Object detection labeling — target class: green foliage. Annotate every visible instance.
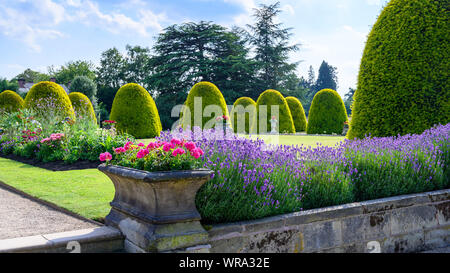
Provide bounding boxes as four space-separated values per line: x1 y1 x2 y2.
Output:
24 81 75 122
349 0 450 139
306 89 347 135
253 89 295 134
285 96 307 132
110 83 162 138
68 92 97 123
70 76 97 101
230 97 256 134
13 68 49 83
0 90 24 113
146 22 256 129
0 78 18 93
181 82 229 129
48 60 96 84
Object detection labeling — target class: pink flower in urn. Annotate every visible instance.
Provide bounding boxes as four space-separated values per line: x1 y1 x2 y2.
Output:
136 149 149 159
184 141 196 151
99 152 112 162
172 148 185 157
163 143 174 152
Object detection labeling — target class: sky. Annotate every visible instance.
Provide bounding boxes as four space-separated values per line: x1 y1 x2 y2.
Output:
0 0 389 97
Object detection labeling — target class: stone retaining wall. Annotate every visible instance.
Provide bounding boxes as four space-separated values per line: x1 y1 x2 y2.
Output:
207 189 449 253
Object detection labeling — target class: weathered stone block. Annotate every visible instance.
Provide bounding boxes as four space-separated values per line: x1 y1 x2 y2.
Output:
390 206 439 235
209 236 247 253
301 221 342 251
434 201 449 226
364 212 391 240
207 223 244 240
381 233 425 253
341 216 365 244
424 226 450 249
243 215 286 234
245 229 302 253
362 194 429 214
285 203 362 226
428 189 450 202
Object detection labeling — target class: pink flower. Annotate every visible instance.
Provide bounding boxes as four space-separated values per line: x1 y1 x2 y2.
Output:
190 147 204 159
163 143 173 152
136 149 149 159
138 142 145 147
114 147 126 154
184 141 196 151
40 138 50 143
124 141 134 150
147 142 157 150
99 152 112 162
172 148 185 157
170 138 182 146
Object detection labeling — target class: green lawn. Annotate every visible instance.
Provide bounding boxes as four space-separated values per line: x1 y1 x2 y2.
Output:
0 135 345 222
0 158 114 222
139 134 346 148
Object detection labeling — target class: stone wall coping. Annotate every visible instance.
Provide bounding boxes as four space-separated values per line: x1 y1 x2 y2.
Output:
98 164 213 182
208 189 450 240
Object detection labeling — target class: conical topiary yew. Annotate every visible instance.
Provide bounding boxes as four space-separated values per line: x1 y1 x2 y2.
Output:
0 90 24 113
69 92 97 124
306 89 348 135
285 96 307 132
231 97 257 134
110 83 162 138
348 0 450 139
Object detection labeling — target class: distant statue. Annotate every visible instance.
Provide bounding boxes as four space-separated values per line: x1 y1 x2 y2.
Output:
270 116 278 134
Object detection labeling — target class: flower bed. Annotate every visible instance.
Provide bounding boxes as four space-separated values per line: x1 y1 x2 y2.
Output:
155 124 449 223
0 109 133 166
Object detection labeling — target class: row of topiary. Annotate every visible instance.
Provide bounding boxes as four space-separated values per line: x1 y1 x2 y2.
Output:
1 80 349 138
0 82 97 124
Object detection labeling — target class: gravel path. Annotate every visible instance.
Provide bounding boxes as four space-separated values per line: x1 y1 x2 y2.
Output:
0 185 100 240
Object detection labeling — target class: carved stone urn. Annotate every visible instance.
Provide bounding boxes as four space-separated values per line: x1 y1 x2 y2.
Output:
98 164 213 253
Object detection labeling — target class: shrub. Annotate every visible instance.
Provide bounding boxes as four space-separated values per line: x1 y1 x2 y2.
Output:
70 76 97 101
68 92 97 123
230 97 256 134
109 83 162 138
24 81 75 121
285 96 307 132
306 89 347 135
348 0 450 139
253 89 295 134
181 82 229 129
0 90 24 113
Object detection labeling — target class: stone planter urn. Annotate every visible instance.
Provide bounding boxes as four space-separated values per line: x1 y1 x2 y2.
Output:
98 164 214 253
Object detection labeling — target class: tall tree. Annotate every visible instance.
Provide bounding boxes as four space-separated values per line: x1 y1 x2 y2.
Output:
123 45 152 88
247 1 299 93
97 48 125 90
13 69 49 83
315 60 338 92
146 21 255 129
48 60 96 84
344 87 355 115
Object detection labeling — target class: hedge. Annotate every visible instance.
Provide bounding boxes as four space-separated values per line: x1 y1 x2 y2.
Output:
181 82 229 129
253 89 295 134
24 81 75 121
306 89 348 135
231 97 257 134
0 90 24 113
348 0 450 139
68 92 97 123
285 96 307 132
109 83 162 138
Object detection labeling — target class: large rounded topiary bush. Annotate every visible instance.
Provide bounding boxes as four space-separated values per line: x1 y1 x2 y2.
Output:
68 92 97 123
348 0 450 139
285 96 307 132
110 83 162 138
306 89 348 135
0 90 24 113
24 81 75 121
181 82 229 129
253 89 295 134
230 97 256 134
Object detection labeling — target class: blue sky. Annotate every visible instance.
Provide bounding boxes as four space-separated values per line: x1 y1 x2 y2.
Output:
0 0 389 96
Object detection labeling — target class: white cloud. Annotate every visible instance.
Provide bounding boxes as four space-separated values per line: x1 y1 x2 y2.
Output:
0 0 167 51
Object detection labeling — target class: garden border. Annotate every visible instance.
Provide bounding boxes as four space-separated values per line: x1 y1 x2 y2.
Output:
207 189 450 253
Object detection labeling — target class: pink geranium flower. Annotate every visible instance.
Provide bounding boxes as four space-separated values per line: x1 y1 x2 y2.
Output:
99 152 112 162
184 141 196 151
163 143 174 152
172 148 185 157
136 149 149 159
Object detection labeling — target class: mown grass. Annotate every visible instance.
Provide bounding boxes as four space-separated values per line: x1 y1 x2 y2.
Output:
0 158 114 221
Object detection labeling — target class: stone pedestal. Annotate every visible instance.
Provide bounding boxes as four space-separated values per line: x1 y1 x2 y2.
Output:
98 164 213 253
